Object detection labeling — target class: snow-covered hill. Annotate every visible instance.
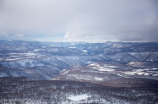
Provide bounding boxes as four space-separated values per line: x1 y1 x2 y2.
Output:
0 40 158 80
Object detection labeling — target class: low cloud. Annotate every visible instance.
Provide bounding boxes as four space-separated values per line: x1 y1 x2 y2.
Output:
0 0 158 42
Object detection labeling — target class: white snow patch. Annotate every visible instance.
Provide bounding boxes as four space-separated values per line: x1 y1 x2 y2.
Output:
94 77 104 81
61 70 70 75
82 50 88 52
137 72 144 75
68 94 89 101
98 68 115 72
103 64 118 68
89 63 98 66
124 72 137 75
144 73 150 76
5 58 21 61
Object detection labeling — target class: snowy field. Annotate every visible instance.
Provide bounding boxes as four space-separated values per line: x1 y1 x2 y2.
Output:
68 94 89 101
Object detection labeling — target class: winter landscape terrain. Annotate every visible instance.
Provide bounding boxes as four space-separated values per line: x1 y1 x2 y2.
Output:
0 40 158 104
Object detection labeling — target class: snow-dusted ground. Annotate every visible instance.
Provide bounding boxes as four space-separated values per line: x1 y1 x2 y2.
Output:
121 68 158 77
52 62 158 82
68 94 89 101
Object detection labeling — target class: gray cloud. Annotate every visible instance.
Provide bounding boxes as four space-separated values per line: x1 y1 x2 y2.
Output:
0 0 158 42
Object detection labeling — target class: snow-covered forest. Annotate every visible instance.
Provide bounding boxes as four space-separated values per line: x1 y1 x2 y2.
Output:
0 77 158 104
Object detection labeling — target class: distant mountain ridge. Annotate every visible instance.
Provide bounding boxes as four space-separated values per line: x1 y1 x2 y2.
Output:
0 40 158 81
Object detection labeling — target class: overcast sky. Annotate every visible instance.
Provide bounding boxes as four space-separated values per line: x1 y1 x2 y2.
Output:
0 0 158 42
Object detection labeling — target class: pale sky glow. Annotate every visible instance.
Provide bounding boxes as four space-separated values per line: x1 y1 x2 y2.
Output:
0 0 158 42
